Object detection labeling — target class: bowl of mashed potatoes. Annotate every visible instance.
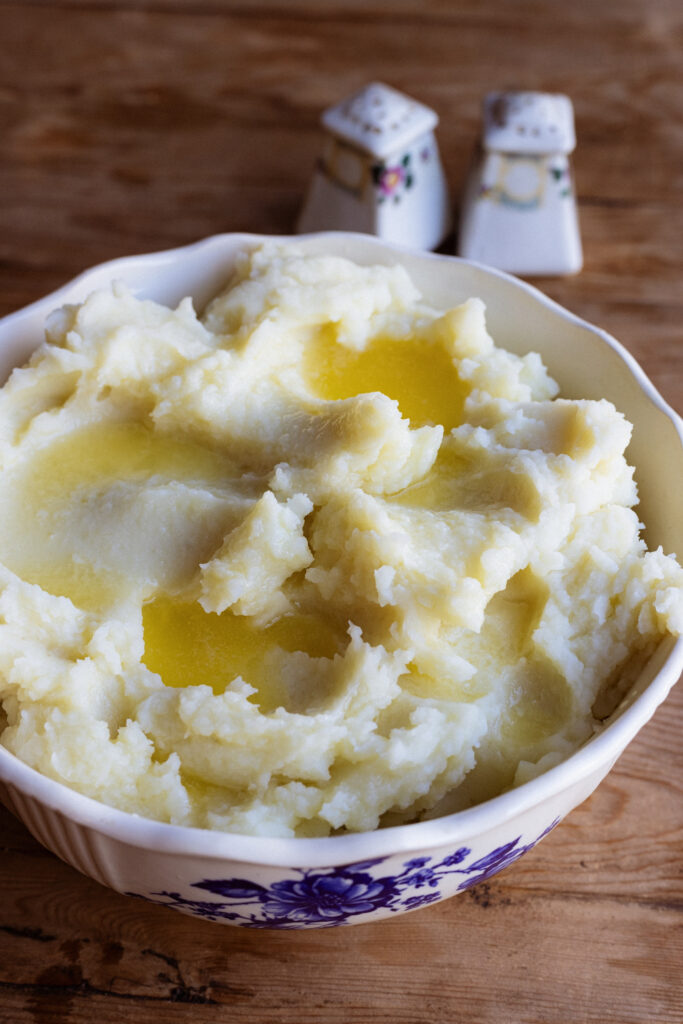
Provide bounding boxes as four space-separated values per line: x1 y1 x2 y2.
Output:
0 233 681 929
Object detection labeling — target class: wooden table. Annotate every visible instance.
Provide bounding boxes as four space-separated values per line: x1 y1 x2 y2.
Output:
0 1 681 1021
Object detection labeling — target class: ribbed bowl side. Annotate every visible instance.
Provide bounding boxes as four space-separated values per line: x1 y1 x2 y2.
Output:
0 779 113 887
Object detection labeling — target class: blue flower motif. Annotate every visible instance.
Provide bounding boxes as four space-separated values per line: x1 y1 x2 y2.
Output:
194 878 266 900
456 820 560 891
456 839 527 890
440 847 470 866
261 871 396 923
402 892 441 910
128 818 561 927
401 867 441 889
403 856 431 870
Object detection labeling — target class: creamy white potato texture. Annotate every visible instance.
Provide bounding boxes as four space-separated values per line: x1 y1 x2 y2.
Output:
1 245 682 836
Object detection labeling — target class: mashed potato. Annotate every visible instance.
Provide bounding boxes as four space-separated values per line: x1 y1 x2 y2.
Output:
0 244 681 836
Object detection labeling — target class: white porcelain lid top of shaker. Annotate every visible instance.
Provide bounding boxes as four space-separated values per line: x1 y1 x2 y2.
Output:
321 82 438 159
483 92 576 154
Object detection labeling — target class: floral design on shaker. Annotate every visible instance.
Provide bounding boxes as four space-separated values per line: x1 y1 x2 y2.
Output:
128 819 560 928
372 152 414 203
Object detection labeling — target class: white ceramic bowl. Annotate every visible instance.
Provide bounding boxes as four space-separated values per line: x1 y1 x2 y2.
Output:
0 233 681 929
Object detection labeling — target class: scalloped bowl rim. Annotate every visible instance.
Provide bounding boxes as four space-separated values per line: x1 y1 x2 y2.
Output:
0 231 681 868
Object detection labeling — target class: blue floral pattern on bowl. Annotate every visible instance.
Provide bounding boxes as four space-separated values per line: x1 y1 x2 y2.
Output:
127 818 560 928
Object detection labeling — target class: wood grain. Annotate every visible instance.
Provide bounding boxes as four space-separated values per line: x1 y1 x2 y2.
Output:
0 1 681 1021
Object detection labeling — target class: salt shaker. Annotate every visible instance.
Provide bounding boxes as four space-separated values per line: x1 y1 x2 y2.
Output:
297 82 452 251
457 91 582 275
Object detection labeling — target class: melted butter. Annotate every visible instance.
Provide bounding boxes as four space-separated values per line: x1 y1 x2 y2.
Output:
14 560 132 613
21 420 238 505
390 444 467 511
391 445 539 519
0 422 243 612
502 663 573 745
142 596 346 711
457 569 547 668
403 569 550 707
400 664 483 704
305 329 469 431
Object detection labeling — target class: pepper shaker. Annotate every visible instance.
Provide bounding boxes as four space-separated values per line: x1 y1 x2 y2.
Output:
457 91 582 275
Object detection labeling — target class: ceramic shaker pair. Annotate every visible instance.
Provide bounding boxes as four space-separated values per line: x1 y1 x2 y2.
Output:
297 83 582 276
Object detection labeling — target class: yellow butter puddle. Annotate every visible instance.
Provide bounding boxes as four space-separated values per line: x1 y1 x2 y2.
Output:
0 421 246 611
17 420 240 504
305 330 469 432
390 444 468 511
142 596 346 712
